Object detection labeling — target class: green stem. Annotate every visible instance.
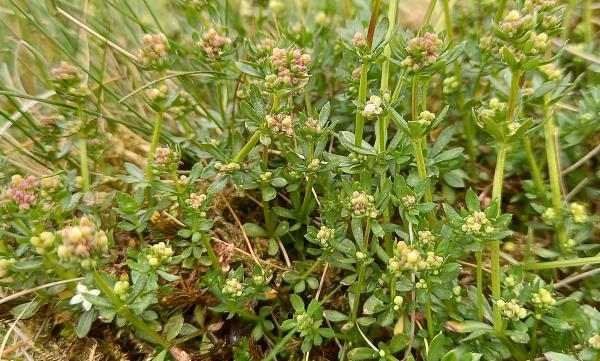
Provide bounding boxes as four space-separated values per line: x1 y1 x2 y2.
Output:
412 137 435 225
524 256 600 270
300 142 315 217
418 0 438 35
376 0 398 154
145 112 164 182
495 0 507 23
202 237 224 276
301 258 323 279
583 0 593 44
264 327 298 361
354 62 369 147
475 250 484 321
560 0 578 42
530 319 538 359
544 97 568 249
232 130 262 163
351 262 366 324
92 271 168 347
523 137 546 199
77 107 90 192
490 142 506 335
425 280 434 337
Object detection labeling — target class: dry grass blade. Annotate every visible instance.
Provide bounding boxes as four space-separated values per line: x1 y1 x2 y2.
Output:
0 278 83 305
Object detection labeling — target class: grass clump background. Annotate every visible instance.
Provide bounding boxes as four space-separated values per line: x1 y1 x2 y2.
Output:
0 0 599 360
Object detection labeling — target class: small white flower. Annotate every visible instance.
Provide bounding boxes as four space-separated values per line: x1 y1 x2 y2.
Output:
70 283 100 311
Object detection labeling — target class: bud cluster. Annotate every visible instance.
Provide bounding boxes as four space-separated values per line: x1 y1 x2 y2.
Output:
146 85 169 107
264 47 311 92
186 193 208 216
139 34 169 69
266 113 295 136
351 32 367 48
388 241 425 273
361 95 383 118
0 258 16 278
51 61 89 98
307 159 321 171
30 231 55 254
222 277 244 297
497 299 528 319
400 32 444 72
531 288 556 310
255 38 274 58
461 211 495 235
147 241 174 267
569 202 588 223
443 76 460 94
169 91 195 118
349 191 378 218
589 334 600 350
392 295 403 311
215 162 241 174
57 216 109 268
1 175 39 210
295 311 315 333
197 28 232 62
316 226 335 248
417 110 436 126
418 230 435 245
302 117 321 134
114 275 130 301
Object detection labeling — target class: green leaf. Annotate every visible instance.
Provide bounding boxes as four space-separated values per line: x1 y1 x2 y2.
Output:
274 221 289 237
243 223 267 237
544 352 578 361
428 332 446 361
465 188 480 212
338 131 377 155
235 61 263 77
152 349 168 361
157 270 181 282
290 294 305 312
164 313 184 341
10 300 41 319
76 310 95 337
347 347 379 360
323 310 348 322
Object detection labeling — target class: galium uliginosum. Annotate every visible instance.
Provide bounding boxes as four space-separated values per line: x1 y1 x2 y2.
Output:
1 1 599 361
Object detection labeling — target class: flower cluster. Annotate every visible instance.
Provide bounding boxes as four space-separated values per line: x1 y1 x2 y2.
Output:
0 258 16 278
266 113 295 136
499 10 534 38
569 202 588 223
417 110 435 126
351 32 367 47
169 91 195 118
51 61 89 98
138 34 169 69
531 288 556 310
70 283 100 311
255 38 274 58
400 32 444 71
186 193 207 211
295 311 315 333
30 231 55 254
392 295 403 311
307 159 321 171
461 211 494 235
497 299 528 320
361 95 383 118
222 277 244 298
146 85 169 107
113 275 130 301
0 175 39 210
264 47 311 92
443 76 460 94
424 251 444 273
478 97 506 119
147 242 174 267
418 230 435 245
154 147 172 167
349 191 378 218
316 226 335 247
197 28 232 62
302 117 321 134
214 162 241 174
401 195 416 209
388 241 425 273
539 63 562 80
57 216 109 268
589 334 600 350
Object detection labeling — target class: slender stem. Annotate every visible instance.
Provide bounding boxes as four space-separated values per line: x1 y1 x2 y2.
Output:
145 111 164 182
376 0 398 154
544 97 568 249
354 62 368 146
583 0 593 44
78 107 90 192
301 258 323 279
560 0 578 42
300 141 315 217
475 249 484 321
232 130 262 163
490 142 506 335
418 0 438 35
412 137 435 225
92 271 168 347
523 137 546 199
524 256 600 270
425 280 434 337
530 319 538 359
495 0 507 23
202 237 224 276
351 262 366 324
263 327 298 361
